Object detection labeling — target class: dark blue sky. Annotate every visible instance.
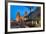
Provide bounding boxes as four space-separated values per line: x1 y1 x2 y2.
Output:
10 5 37 20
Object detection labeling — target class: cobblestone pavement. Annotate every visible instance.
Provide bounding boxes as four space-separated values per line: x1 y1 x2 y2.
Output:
11 21 41 28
